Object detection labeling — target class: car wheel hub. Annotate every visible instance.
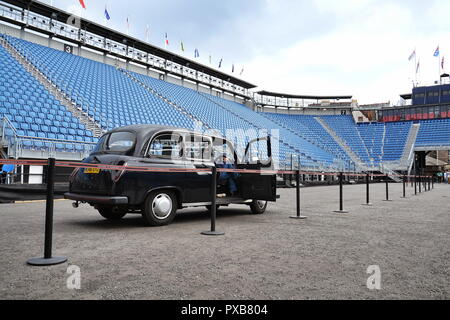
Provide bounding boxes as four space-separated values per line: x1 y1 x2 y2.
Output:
152 194 172 219
257 200 267 209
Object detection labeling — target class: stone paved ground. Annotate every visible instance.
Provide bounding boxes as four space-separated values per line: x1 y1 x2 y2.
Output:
0 183 448 299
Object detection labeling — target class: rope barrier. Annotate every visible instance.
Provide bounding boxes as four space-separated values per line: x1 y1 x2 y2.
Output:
0 159 435 179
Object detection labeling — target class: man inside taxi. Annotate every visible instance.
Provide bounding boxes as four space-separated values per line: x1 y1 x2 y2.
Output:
216 155 238 196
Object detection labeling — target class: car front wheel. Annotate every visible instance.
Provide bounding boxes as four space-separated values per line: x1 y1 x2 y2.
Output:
250 200 267 214
142 190 177 226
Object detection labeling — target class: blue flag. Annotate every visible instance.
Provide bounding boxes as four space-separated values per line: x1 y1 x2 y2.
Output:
218 58 223 68
194 48 200 58
104 7 110 20
434 46 440 57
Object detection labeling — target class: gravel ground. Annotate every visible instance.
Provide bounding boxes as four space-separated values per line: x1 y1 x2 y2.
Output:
0 182 449 300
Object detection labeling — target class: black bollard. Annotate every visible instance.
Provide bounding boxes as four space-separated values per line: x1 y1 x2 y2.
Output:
333 172 348 213
202 166 224 236
419 175 422 193
432 176 434 189
27 158 68 266
383 175 392 201
362 173 372 206
401 174 407 198
414 175 417 195
428 177 431 191
290 170 307 219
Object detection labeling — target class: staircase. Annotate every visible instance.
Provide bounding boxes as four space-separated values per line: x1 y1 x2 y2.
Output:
315 117 369 171
0 36 103 137
400 123 420 170
256 111 341 157
379 164 402 182
380 124 387 161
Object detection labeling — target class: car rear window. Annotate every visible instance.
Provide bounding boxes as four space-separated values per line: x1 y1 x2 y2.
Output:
93 132 136 154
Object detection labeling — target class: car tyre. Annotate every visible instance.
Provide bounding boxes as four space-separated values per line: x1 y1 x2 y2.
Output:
97 206 127 220
249 200 267 214
142 190 177 226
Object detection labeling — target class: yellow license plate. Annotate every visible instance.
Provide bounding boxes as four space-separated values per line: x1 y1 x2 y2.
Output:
84 168 100 174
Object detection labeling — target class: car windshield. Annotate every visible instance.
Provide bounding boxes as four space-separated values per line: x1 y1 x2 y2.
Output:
93 132 136 154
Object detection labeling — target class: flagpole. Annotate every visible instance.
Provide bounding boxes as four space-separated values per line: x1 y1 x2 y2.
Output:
414 52 417 86
439 54 441 84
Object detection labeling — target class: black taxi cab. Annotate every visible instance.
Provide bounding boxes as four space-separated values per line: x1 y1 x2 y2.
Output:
65 125 277 226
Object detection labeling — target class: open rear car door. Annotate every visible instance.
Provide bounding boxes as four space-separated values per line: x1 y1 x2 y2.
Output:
239 136 277 201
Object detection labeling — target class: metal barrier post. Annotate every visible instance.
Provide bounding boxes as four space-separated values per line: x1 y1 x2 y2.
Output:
414 175 417 195
290 170 307 220
27 158 68 266
401 174 407 198
432 176 434 189
383 175 392 201
428 177 431 191
201 166 224 236
362 173 372 206
333 172 348 213
418 175 422 193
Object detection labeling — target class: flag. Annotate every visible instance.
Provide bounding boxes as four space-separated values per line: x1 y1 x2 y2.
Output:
416 60 420 74
232 64 234 73
240 66 244 76
126 17 130 33
194 48 200 58
180 41 185 52
79 0 86 9
442 57 445 70
218 58 222 68
209 54 212 64
408 50 416 61
165 33 169 46
434 46 440 57
104 6 110 20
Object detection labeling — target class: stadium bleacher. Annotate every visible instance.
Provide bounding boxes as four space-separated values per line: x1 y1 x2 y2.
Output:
1 32 449 171
132 72 341 168
320 115 372 164
0 43 94 152
416 119 450 147
3 35 195 132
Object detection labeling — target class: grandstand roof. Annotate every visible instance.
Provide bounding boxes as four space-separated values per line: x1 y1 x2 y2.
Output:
400 93 412 100
256 90 352 100
2 0 257 90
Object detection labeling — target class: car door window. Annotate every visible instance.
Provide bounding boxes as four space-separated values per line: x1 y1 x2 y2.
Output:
212 139 235 164
148 133 183 159
185 135 212 161
246 138 270 164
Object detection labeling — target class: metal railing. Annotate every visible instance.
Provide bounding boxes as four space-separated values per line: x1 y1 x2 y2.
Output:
1 117 96 160
0 2 249 98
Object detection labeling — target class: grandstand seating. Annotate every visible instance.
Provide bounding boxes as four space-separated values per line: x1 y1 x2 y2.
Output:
262 113 351 164
0 44 94 152
1 33 449 170
3 35 195 133
416 119 450 147
132 72 343 168
382 122 412 161
357 123 384 164
320 116 372 164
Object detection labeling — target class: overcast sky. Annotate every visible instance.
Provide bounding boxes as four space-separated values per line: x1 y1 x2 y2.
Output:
42 0 450 104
